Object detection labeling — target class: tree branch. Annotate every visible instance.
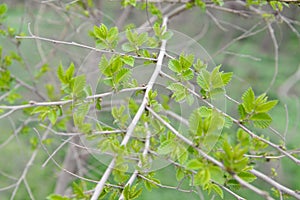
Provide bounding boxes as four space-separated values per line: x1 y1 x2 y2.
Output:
90 16 169 200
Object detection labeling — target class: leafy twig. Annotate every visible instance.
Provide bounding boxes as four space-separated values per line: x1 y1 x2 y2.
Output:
90 17 169 200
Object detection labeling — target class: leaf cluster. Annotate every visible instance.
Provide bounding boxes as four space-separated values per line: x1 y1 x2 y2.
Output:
90 24 119 50
238 87 278 128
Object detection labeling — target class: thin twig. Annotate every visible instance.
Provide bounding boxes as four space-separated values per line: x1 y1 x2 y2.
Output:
265 22 279 93
42 136 74 167
16 24 157 62
206 10 228 32
138 174 196 193
10 127 49 200
250 169 300 199
119 122 152 200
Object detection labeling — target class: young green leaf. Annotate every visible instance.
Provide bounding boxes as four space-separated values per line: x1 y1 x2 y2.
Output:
197 69 210 91
121 55 135 67
194 168 210 186
238 171 257 183
72 75 86 98
157 139 176 155
177 145 188 164
250 113 272 128
255 100 278 113
241 87 255 113
186 159 203 170
168 59 182 73
48 109 57 125
167 83 187 102
115 68 131 85
182 69 194 81
211 184 224 199
189 109 203 136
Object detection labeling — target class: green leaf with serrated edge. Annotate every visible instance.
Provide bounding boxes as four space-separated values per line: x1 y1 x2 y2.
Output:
255 100 278 113
199 106 211 117
238 104 247 119
121 55 135 67
76 102 90 117
211 65 224 88
238 171 257 183
180 53 194 70
255 93 268 105
250 113 272 128
157 139 175 155
211 184 224 199
168 59 181 73
94 24 108 39
194 168 210 186
107 27 119 43
234 157 249 172
237 129 251 146
223 140 233 159
242 87 255 113
65 63 75 82
221 72 233 86
112 105 124 119
115 68 131 84
189 109 203 136
224 116 233 128
137 32 148 46
210 166 225 185
57 63 65 83
122 43 135 52
193 59 207 72
126 29 135 43
72 75 86 97
227 179 240 190
177 145 188 164
110 56 123 74
197 69 210 91
182 69 194 80
206 110 224 135
98 55 109 75
186 159 203 170
148 37 158 48
167 83 187 102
